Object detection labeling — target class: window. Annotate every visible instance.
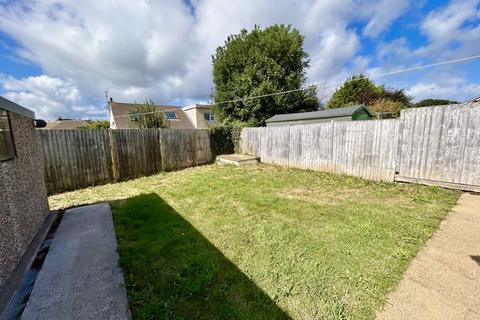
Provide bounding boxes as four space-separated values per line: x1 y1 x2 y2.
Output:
0 109 15 161
204 112 215 122
164 111 178 120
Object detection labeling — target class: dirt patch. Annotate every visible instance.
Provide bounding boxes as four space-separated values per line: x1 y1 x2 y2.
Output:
277 186 417 209
277 188 344 206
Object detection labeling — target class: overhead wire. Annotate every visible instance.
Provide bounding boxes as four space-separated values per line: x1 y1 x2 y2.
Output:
113 53 480 118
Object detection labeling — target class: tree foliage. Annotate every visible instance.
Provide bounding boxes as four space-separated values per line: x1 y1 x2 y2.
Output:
413 99 459 108
77 120 110 129
129 99 170 129
327 74 379 109
370 99 405 119
212 25 319 126
327 74 412 113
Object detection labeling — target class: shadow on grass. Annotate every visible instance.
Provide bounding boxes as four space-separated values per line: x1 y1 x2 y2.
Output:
112 193 290 320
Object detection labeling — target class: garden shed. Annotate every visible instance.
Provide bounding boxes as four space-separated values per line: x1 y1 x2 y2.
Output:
265 105 373 127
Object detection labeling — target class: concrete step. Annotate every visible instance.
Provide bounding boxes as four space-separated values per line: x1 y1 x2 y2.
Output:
216 154 260 166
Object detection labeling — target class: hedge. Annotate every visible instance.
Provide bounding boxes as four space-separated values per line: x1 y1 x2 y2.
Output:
208 125 244 157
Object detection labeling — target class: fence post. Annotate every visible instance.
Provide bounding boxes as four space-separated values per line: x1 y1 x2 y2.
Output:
108 129 119 182
192 130 197 166
159 129 166 171
395 115 404 175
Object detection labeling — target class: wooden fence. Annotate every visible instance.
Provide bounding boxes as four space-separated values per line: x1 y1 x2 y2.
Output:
38 129 211 194
241 120 400 182
241 104 480 191
396 104 480 191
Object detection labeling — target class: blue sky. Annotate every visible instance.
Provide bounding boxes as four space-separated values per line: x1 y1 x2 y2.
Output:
0 0 479 119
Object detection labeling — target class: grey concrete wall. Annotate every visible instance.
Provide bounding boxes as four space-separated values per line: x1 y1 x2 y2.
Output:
0 112 50 288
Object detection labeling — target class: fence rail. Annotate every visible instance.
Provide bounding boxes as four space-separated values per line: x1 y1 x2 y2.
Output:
242 120 400 182
39 129 211 194
241 104 480 191
39 104 480 194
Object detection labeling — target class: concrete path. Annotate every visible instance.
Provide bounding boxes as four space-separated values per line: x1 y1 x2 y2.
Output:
377 193 480 320
21 203 130 320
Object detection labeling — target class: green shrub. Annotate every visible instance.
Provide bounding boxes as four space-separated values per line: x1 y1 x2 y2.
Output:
209 124 244 157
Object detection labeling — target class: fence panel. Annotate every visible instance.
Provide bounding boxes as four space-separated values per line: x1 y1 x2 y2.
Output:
38 129 112 193
39 128 212 194
241 128 263 157
112 129 163 181
193 129 212 165
240 120 400 182
397 104 480 191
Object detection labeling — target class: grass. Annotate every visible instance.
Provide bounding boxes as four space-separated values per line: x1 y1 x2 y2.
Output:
49 164 460 319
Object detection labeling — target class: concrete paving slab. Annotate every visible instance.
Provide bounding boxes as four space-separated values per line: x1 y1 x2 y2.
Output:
378 278 466 320
414 246 478 281
465 310 480 320
429 236 479 256
377 193 480 320
21 203 130 320
469 281 480 313
406 257 478 305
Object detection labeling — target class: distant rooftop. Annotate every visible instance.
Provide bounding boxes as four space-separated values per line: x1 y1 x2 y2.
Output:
109 101 193 129
45 119 91 129
464 95 480 105
182 104 212 111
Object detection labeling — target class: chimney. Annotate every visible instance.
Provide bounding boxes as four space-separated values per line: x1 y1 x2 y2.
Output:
109 97 113 103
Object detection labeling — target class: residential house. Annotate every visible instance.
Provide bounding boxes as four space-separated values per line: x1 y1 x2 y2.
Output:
464 95 480 106
109 100 216 129
265 105 373 127
183 104 216 129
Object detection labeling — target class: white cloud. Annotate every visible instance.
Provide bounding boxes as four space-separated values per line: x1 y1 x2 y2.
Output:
362 0 410 37
407 76 480 102
417 0 480 57
364 0 480 102
0 75 104 120
0 0 478 118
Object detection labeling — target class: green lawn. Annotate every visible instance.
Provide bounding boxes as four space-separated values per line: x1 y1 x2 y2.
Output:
49 164 460 320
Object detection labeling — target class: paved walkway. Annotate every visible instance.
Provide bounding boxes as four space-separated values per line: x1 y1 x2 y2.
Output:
21 203 130 320
377 193 480 320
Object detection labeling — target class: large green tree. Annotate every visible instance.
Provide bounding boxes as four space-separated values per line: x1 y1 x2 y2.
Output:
326 74 411 111
212 25 319 126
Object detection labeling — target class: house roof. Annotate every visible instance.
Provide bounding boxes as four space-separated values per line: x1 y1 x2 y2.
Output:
44 119 91 129
464 95 480 106
182 104 212 111
109 102 194 129
266 105 371 123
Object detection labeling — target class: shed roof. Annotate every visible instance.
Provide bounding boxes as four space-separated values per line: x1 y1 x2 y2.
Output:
266 105 371 123
110 102 194 129
0 96 35 119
